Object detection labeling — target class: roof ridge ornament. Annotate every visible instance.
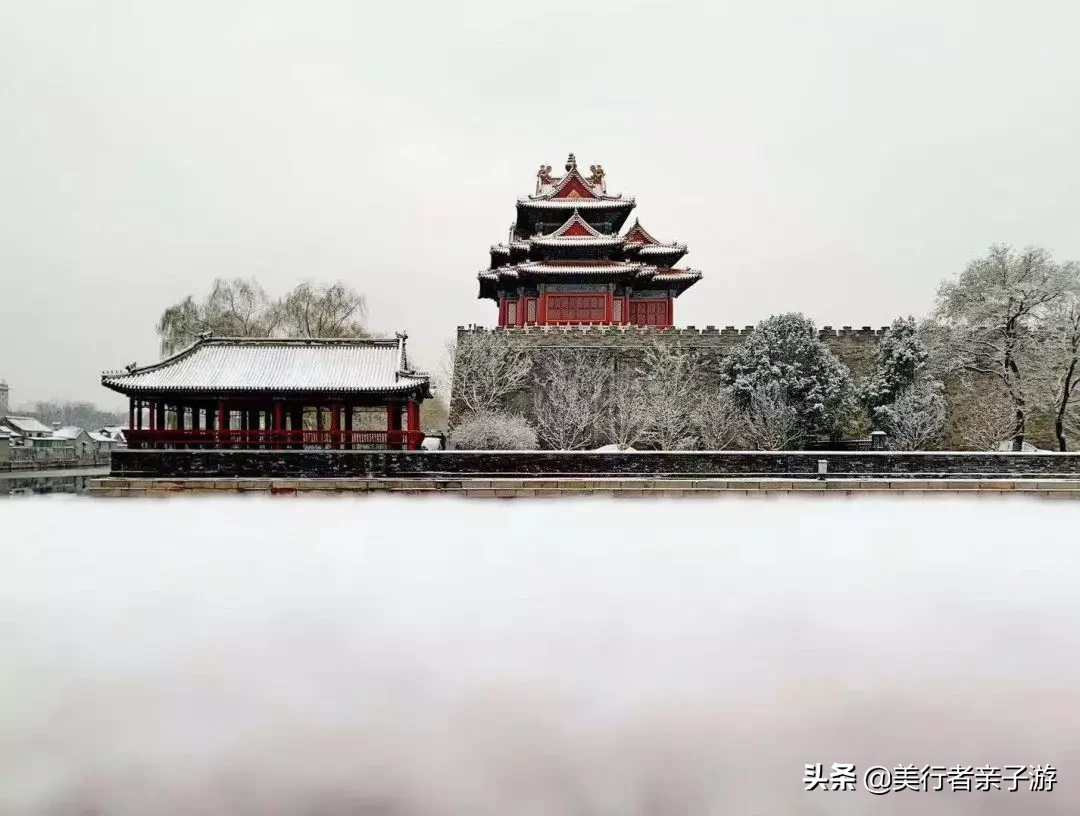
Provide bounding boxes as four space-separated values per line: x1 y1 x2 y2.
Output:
565 152 576 172
588 164 606 193
536 164 553 194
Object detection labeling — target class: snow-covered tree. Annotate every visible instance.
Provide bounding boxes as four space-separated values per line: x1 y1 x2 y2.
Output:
276 281 368 339
740 382 802 451
532 352 610 450
694 389 744 451
873 380 946 451
451 410 537 450
602 374 651 451
957 389 1019 451
930 244 1073 450
860 316 930 411
638 342 704 450
156 278 367 355
1042 287 1080 450
449 331 534 416
720 312 856 443
157 278 279 354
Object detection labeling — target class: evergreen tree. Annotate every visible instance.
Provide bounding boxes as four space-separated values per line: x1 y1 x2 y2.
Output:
720 313 856 442
860 316 929 412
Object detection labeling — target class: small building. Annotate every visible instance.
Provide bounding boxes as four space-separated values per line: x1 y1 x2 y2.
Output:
98 426 129 446
52 426 95 458
101 334 433 450
89 429 122 453
1 416 53 439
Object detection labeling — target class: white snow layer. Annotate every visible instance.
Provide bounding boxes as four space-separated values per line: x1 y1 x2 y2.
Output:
1 495 1079 815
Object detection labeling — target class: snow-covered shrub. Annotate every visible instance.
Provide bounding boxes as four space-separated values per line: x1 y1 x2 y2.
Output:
873 380 947 450
450 410 538 450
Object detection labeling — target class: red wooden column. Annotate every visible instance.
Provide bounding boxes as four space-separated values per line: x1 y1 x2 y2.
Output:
386 402 402 450
329 401 341 450
666 296 674 327
290 407 303 448
273 401 284 448
217 398 227 448
405 399 420 450
343 403 353 450
176 402 186 432
205 404 215 447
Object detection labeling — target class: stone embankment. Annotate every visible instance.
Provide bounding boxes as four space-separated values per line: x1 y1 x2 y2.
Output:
88 476 1080 498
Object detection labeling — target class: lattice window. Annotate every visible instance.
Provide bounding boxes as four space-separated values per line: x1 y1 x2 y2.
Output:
505 301 518 326
546 294 606 323
629 300 668 326
526 298 537 324
613 297 623 323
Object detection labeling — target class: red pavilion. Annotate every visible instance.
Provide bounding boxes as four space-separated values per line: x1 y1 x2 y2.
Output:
479 153 703 327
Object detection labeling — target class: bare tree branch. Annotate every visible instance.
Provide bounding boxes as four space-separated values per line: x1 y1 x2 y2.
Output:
450 332 534 416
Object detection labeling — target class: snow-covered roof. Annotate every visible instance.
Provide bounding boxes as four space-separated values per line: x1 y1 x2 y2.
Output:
517 196 635 210
101 336 431 396
529 157 626 202
638 243 688 255
481 261 648 279
651 270 703 282
1 416 52 435
530 211 622 247
51 426 88 440
88 431 113 443
621 219 663 245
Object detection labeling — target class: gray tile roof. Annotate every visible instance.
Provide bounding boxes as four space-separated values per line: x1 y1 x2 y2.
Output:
101 336 431 396
2 416 52 434
51 426 88 440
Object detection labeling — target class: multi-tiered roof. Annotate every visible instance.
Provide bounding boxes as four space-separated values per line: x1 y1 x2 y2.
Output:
479 154 702 325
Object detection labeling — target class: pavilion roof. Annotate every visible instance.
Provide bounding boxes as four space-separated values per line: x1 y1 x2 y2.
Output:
621 219 663 245
530 211 622 247
528 154 628 203
517 196 635 210
101 336 431 396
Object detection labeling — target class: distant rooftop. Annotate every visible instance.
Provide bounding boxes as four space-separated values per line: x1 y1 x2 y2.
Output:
1 416 52 435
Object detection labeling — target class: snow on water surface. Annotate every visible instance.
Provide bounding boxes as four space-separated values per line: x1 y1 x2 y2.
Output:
1 496 1078 815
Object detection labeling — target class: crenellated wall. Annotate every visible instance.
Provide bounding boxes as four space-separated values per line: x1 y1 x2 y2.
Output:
455 324 883 375
450 324 886 429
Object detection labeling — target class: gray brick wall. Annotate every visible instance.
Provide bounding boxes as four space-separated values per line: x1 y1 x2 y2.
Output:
450 324 885 426
111 449 1080 479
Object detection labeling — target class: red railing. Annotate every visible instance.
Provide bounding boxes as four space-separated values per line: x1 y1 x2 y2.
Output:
124 429 423 451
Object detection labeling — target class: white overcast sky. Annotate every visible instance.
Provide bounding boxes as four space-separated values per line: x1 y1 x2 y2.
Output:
1 0 1078 408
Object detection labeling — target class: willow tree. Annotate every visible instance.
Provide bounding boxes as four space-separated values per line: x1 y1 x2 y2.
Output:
156 278 367 355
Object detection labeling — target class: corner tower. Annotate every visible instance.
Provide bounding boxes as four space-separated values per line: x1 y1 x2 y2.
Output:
478 154 703 327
